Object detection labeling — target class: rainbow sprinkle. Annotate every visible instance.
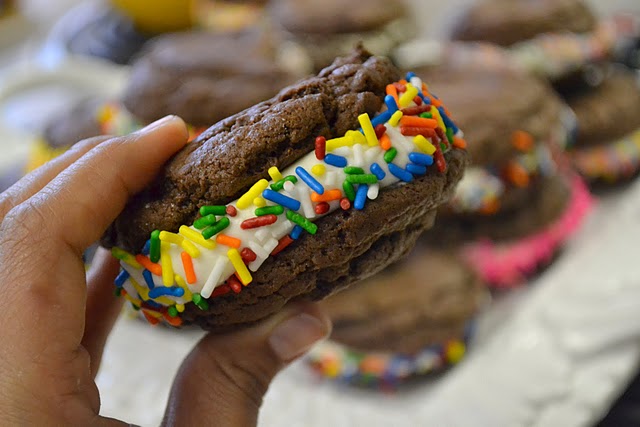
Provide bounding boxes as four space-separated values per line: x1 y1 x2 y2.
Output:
112 73 466 327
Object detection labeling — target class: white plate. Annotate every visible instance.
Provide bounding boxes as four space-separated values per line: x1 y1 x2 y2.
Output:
92 181 640 427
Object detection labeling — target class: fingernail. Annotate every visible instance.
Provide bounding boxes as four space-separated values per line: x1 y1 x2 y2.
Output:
136 115 181 135
269 311 331 362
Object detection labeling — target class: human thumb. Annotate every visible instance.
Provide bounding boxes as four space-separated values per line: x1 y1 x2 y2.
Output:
162 303 331 427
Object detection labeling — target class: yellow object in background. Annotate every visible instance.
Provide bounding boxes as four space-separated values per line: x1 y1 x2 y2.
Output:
193 0 265 32
111 0 194 33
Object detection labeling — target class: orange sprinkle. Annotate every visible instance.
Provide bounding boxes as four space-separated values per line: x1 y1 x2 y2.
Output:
399 79 408 85
505 162 530 187
360 356 386 375
181 251 197 284
422 83 428 93
310 189 343 202
142 310 160 325
216 234 241 248
400 116 438 129
453 137 467 149
163 311 183 327
386 84 399 104
380 134 392 150
479 198 500 215
511 130 534 152
135 255 162 276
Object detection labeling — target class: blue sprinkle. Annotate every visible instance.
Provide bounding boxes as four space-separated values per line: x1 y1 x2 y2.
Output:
437 106 458 133
262 189 301 211
144 299 163 309
290 225 303 240
142 269 156 289
384 95 399 113
419 92 430 104
371 109 393 127
370 163 386 180
148 286 185 299
324 153 348 168
406 71 416 81
114 270 130 288
406 163 427 176
141 239 150 255
409 152 434 166
388 163 414 182
295 166 324 194
354 184 368 210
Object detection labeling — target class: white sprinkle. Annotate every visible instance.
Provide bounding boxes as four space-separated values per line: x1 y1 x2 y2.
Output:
297 185 316 219
249 257 267 272
264 238 279 254
201 257 227 298
353 144 364 167
333 147 351 157
248 241 269 259
283 180 296 192
367 183 380 200
410 76 423 92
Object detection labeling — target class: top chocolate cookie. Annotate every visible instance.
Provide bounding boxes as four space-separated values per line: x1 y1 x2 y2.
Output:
451 0 596 47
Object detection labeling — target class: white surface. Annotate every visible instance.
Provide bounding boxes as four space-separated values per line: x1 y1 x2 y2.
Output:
89 180 640 427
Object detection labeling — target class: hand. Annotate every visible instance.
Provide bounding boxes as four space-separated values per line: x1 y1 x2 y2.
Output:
0 116 331 426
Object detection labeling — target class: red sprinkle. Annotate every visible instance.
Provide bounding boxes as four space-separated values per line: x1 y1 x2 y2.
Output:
240 247 257 263
271 236 294 256
434 143 447 173
400 126 437 139
340 198 351 210
401 105 431 116
374 124 387 139
226 205 237 217
142 311 160 326
315 136 326 160
435 127 448 148
315 202 330 215
211 284 231 298
228 276 242 293
393 82 406 92
413 96 423 106
241 214 278 229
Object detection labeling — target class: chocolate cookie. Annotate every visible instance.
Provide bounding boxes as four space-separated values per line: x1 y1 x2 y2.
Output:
103 48 469 331
123 30 304 128
268 0 415 71
42 98 104 150
451 0 596 47
321 249 484 354
567 68 640 183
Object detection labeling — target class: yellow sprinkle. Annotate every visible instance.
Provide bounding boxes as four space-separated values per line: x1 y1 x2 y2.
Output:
399 83 419 108
268 166 283 182
97 104 115 125
253 197 267 208
144 309 163 319
237 179 269 209
159 230 183 245
346 130 366 145
174 274 193 300
179 225 216 249
414 135 436 155
326 134 355 151
358 113 378 147
446 341 466 364
389 110 403 127
160 242 174 287
180 239 200 258
176 304 185 313
431 106 446 132
111 247 142 269
311 164 326 176
122 292 142 308
227 248 252 285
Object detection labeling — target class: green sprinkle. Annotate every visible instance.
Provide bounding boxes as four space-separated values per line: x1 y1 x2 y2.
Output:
384 147 398 163
200 205 227 216
419 112 432 119
270 175 298 191
255 205 285 216
342 180 356 201
167 306 179 317
346 174 378 184
192 293 209 311
344 166 365 175
149 230 161 263
446 127 454 144
202 217 230 239
286 210 318 235
194 214 217 230
131 304 140 311
114 288 122 297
